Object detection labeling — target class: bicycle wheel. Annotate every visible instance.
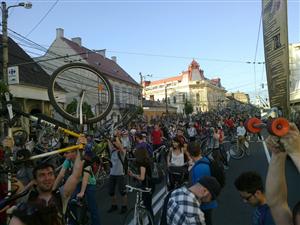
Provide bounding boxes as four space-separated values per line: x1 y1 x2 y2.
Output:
48 63 114 124
229 144 245 160
123 207 154 225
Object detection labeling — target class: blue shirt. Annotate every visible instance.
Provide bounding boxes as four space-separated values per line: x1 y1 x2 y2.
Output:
191 157 218 210
252 204 275 225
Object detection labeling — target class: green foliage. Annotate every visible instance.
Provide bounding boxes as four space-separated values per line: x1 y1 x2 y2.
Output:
136 106 144 115
83 102 94 118
0 81 9 95
65 99 94 118
184 100 193 115
66 99 78 115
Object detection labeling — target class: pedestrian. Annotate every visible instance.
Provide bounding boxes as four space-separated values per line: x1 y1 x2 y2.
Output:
151 124 163 151
188 142 219 225
128 147 154 222
7 135 87 225
234 171 276 225
164 176 221 225
107 137 128 214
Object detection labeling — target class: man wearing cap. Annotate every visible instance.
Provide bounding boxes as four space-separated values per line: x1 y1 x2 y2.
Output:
166 176 221 225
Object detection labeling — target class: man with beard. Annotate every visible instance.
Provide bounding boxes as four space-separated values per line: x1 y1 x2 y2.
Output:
9 136 86 225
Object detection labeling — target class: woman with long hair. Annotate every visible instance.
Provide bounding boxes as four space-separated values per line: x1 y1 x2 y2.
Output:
128 147 154 221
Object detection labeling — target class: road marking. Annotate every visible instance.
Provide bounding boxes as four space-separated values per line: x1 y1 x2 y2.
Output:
127 188 167 225
154 192 167 215
152 186 167 204
262 136 271 163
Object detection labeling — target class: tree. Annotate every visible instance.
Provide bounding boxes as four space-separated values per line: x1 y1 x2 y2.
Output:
66 99 94 118
66 99 77 115
136 106 144 115
184 100 193 115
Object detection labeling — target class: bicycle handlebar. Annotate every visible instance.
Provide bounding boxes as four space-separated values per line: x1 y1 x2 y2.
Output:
125 185 151 193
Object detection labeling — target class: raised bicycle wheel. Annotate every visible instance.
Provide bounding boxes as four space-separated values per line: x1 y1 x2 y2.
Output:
229 144 245 160
267 118 290 137
48 63 114 124
123 207 154 225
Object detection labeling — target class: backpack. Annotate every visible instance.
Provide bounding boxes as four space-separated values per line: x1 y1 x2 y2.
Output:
160 191 173 225
193 157 225 188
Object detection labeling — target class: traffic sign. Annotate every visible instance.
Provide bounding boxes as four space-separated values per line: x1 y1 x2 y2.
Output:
8 66 19 84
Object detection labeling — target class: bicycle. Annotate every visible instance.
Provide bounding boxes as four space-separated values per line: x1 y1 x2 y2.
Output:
229 136 250 160
93 155 111 189
123 185 154 225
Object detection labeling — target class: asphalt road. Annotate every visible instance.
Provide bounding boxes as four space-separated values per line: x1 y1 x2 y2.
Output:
96 137 300 225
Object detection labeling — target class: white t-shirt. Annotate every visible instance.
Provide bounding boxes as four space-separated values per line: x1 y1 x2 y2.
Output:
237 126 246 137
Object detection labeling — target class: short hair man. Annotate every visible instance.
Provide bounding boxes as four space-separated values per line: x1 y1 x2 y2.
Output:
166 176 221 225
234 171 275 225
9 136 86 225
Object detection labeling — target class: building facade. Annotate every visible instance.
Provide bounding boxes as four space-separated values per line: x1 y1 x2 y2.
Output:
0 35 54 136
143 60 226 113
36 28 141 122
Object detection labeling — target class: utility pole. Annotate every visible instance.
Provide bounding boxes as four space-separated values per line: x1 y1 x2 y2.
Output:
1 2 32 85
2 2 8 85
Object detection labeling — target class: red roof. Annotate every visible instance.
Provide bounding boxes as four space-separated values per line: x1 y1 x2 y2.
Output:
62 38 139 86
148 75 183 86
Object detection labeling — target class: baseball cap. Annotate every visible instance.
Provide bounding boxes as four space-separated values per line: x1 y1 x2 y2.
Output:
198 176 221 200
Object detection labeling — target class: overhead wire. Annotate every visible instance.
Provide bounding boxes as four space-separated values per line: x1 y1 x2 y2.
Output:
26 0 60 37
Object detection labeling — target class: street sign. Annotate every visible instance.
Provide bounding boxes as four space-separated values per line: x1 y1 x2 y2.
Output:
262 0 290 117
8 66 19 84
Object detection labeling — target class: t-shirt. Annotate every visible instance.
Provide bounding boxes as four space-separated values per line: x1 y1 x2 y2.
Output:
109 148 125 176
237 126 246 136
151 130 163 145
63 159 96 185
190 157 218 210
252 204 275 225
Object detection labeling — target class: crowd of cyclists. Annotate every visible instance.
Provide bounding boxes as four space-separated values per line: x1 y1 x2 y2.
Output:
0 106 299 225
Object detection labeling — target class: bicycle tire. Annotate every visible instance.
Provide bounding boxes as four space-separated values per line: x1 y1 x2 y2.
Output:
123 207 154 225
229 145 245 160
48 63 114 124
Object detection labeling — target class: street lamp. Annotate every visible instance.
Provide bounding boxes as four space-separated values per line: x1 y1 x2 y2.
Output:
139 72 152 108
1 1 32 85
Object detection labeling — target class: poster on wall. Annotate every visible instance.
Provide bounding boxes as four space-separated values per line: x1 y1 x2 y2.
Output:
262 0 290 117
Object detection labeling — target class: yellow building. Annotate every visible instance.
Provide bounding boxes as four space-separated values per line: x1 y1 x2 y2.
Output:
227 91 250 104
143 60 226 113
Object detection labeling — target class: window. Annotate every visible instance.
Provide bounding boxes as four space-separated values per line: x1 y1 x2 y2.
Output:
173 96 176 104
122 87 127 104
114 85 120 104
196 93 200 101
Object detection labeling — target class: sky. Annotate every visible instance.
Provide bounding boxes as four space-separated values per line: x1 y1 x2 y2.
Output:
6 0 300 101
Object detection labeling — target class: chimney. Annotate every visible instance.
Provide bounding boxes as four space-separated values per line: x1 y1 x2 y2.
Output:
71 37 82 46
56 28 64 39
95 49 106 57
111 56 117 63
